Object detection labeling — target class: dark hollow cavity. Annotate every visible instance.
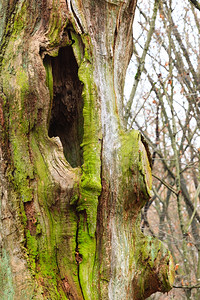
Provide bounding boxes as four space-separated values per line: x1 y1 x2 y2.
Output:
45 47 83 168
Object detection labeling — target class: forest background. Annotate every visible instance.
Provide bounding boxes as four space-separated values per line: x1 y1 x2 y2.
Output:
126 0 200 299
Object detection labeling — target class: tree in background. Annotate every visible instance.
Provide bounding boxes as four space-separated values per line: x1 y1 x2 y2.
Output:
124 0 200 299
0 0 174 299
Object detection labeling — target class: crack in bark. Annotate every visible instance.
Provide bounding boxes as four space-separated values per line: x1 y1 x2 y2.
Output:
66 0 84 34
75 214 85 300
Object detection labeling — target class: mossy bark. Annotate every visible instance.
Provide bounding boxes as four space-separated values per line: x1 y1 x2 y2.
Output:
0 0 174 299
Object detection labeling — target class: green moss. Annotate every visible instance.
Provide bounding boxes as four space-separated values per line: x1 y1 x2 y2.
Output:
8 108 33 201
71 32 85 66
1 5 83 299
138 140 152 196
20 201 28 226
49 16 62 45
36 222 42 235
78 213 99 300
43 56 53 128
2 54 39 206
47 3 70 49
43 57 53 102
81 35 93 63
166 254 175 288
26 230 38 271
29 131 82 298
133 216 174 298
30 132 53 207
0 0 27 71
119 129 140 174
16 68 29 96
77 43 102 237
118 130 152 210
60 34 101 299
12 2 27 37
36 251 61 298
4 67 30 133
53 210 82 298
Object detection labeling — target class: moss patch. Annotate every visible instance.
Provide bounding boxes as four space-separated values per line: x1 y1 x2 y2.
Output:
118 130 152 212
70 34 102 299
78 51 102 237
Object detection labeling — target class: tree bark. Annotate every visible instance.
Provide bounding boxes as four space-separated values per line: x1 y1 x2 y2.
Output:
0 0 174 299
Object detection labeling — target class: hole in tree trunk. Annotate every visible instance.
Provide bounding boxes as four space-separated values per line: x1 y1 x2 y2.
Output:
45 47 84 168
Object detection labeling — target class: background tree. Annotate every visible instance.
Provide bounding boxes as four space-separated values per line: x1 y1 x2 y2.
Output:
124 0 200 299
0 0 174 299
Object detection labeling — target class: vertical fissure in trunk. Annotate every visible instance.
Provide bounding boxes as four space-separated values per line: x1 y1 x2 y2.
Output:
75 212 85 300
45 46 84 168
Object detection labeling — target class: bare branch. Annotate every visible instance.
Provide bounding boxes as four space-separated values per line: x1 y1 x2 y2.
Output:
125 0 160 124
189 0 200 11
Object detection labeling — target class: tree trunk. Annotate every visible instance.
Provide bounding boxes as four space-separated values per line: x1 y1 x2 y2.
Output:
0 0 174 299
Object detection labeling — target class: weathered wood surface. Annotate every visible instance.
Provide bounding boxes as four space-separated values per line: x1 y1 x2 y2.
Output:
0 0 174 299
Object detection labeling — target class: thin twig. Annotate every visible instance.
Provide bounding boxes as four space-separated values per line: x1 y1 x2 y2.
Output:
152 173 178 195
173 284 200 289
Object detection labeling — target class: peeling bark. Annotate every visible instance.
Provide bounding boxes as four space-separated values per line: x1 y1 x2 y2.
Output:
0 0 174 299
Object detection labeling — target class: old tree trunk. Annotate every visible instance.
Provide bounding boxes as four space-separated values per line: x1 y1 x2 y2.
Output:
0 0 174 299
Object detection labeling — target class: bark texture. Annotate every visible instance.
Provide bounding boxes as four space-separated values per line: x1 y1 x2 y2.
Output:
0 0 174 299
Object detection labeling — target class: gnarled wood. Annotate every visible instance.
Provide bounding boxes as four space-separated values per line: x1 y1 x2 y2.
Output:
0 0 174 299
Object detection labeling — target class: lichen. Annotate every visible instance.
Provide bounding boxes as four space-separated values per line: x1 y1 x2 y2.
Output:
0 249 15 300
